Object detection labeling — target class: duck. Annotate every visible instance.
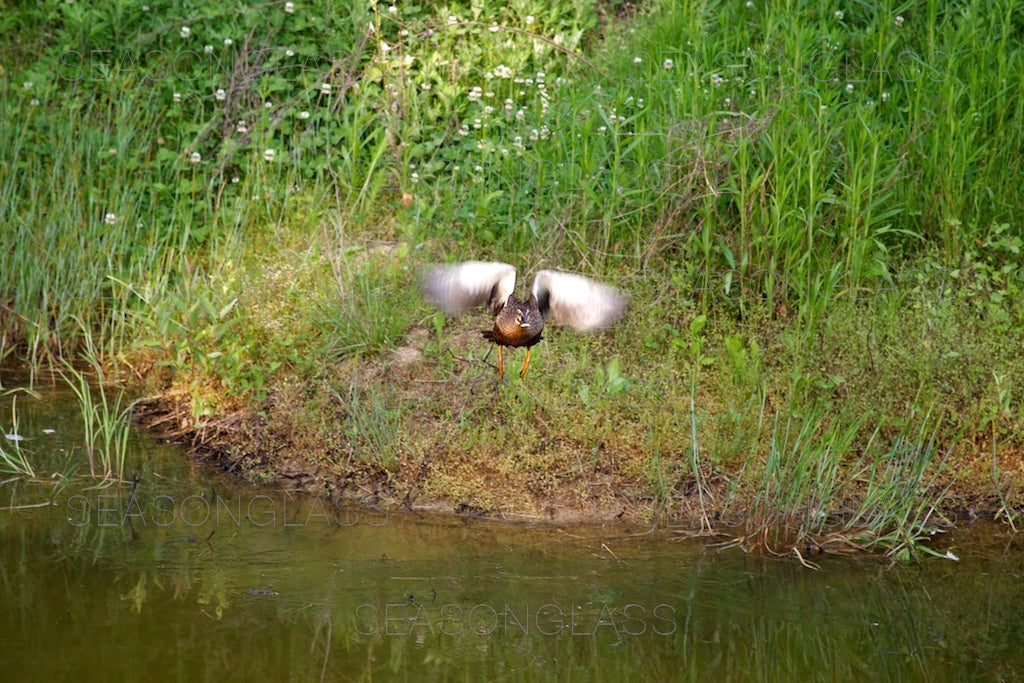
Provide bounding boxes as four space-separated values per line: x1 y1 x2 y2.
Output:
420 261 627 378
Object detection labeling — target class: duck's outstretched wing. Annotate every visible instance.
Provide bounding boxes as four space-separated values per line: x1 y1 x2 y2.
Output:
420 261 517 316
532 270 627 331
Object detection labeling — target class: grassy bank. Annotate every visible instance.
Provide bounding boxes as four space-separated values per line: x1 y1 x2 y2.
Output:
2 0 1023 558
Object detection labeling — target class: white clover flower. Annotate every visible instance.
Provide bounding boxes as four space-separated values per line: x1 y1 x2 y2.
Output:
421 83 431 91
515 108 525 121
284 2 294 14
745 1 754 7
299 110 310 119
881 91 890 102
189 152 201 164
473 165 483 173
180 26 191 39
525 15 534 24
263 149 275 162
204 45 214 55
215 88 226 101
285 48 295 57
231 176 240 183
388 5 397 14
845 83 854 93
473 118 482 129
468 86 482 102
894 15 904 27
224 38 233 46
663 58 674 70
173 92 182 103
104 213 117 225
264 100 272 109
320 82 331 94
30 98 40 106
399 29 409 36
503 98 513 110
482 105 494 115
236 121 248 133
23 81 34 89
447 15 458 25
833 10 843 20
710 73 725 86
633 56 642 64
598 125 607 133
489 23 499 32
493 64 513 79
411 172 419 183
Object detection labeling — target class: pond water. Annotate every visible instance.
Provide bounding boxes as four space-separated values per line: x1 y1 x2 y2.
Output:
2 376 1023 681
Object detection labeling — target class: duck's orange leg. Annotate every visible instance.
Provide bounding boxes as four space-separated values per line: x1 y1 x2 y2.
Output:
519 347 532 378
497 345 505 378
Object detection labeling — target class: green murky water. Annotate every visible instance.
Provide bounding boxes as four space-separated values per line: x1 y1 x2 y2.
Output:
2 377 1023 681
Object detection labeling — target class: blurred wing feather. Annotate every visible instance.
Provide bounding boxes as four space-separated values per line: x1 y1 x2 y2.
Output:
532 270 627 331
420 261 517 315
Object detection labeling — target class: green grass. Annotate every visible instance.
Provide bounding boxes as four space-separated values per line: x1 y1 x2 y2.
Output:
2 0 1023 554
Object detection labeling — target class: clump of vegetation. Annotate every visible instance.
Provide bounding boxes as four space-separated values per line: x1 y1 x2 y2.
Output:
1 0 1022 557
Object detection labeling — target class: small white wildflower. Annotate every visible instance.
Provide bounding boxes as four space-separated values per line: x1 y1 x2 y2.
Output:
300 110 310 119
284 2 295 14
473 118 483 128
421 83 431 91
489 23 499 32
215 88 226 101
30 98 40 106
724 97 731 105
23 81 34 90
845 83 854 93
264 100 272 109
447 15 458 25
263 149 275 162
633 56 642 64
494 64 513 79
173 92 182 103
399 29 409 36
236 121 248 133
320 82 331 94
819 104 828 112
598 126 607 133
189 152 201 164
473 165 483 173
231 176 240 183
881 92 890 102
515 108 525 121
503 98 513 110
142 5 150 10
285 48 295 57
894 15 904 27
833 10 843 20
180 26 191 39
525 15 535 25
224 38 233 46
663 58 674 70
411 172 419 183
204 44 214 55
745 1 754 7
104 213 117 225
388 5 397 13
379 40 391 53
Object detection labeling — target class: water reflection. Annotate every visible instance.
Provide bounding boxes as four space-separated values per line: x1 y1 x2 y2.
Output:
2 378 1023 681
